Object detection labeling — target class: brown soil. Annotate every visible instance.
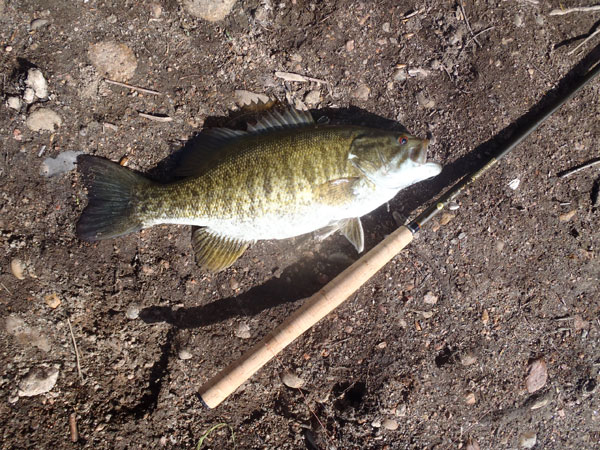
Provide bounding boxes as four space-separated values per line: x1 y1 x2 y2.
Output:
1 1 599 448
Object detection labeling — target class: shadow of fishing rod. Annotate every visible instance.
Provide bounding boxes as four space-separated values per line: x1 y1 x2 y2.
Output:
140 43 600 329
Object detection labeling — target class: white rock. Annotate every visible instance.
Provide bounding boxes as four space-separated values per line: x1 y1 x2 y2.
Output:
7 96 22 110
26 68 48 99
183 0 236 22
150 3 162 18
234 322 252 339
23 87 35 104
30 18 50 30
18 366 59 397
178 348 193 360
88 41 138 82
382 418 398 430
26 108 62 132
10 258 25 279
508 178 520 190
40 151 82 177
125 305 140 320
526 359 547 393
423 291 438 305
518 431 536 449
352 84 370 102
304 90 321 105
281 371 305 389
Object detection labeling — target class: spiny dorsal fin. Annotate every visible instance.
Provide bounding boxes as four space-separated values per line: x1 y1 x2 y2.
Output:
247 106 315 133
191 227 252 272
339 217 364 253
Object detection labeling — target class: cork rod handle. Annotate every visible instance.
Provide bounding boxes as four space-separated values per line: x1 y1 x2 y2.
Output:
198 225 415 408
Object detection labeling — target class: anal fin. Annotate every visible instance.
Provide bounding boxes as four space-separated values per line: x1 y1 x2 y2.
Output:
192 227 252 272
339 218 364 253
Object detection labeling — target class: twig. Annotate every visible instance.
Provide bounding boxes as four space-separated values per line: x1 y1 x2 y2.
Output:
558 158 600 178
69 413 79 442
549 5 600 16
138 112 173 122
67 317 83 380
103 79 162 96
402 8 424 21
0 281 11 295
459 2 481 47
568 28 600 55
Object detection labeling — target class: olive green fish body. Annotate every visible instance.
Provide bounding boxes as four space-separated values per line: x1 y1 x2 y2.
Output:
77 106 442 271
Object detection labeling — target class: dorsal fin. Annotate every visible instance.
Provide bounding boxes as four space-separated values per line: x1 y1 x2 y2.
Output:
174 102 315 177
174 128 246 177
247 106 315 133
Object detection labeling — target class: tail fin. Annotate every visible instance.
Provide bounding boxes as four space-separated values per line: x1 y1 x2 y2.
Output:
76 155 152 241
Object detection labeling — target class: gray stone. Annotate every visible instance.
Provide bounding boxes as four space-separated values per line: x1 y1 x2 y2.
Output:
182 0 236 22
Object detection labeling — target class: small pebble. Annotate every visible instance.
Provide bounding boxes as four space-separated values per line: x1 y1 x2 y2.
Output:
26 68 48 98
18 366 59 397
559 210 577 222
448 201 459 211
182 0 236 21
304 90 321 105
150 3 163 18
465 392 476 405
526 358 547 393
346 40 355 52
23 87 35 104
30 18 50 30
229 278 240 290
439 213 455 226
234 322 251 339
421 311 433 319
381 418 398 430
382 22 391 33
352 84 370 102
10 258 25 280
416 91 435 109
518 431 536 449
281 371 304 389
178 348 193 360
423 292 438 305
125 305 140 320
377 341 387 349
7 96 22 110
530 397 550 410
508 178 520 190
44 293 61 309
481 309 489 324
371 418 381 428
466 439 481 450
26 108 62 132
460 352 477 366
393 68 407 82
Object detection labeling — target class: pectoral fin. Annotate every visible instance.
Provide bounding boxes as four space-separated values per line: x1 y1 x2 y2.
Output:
339 217 364 253
313 177 360 205
191 227 252 272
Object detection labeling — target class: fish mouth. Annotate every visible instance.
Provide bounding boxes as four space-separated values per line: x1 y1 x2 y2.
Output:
408 139 429 165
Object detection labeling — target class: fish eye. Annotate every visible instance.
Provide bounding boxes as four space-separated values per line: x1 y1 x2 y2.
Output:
398 136 408 145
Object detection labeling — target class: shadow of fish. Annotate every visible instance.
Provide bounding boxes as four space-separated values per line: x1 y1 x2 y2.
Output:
76 105 441 271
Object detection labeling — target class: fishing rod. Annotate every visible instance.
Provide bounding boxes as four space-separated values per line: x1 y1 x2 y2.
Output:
198 58 600 409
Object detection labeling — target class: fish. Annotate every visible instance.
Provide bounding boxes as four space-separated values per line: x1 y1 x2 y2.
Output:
76 105 442 271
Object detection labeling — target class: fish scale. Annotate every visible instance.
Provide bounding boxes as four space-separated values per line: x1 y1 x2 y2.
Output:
76 105 441 271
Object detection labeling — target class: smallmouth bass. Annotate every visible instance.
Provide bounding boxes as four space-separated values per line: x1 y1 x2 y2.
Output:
77 105 441 271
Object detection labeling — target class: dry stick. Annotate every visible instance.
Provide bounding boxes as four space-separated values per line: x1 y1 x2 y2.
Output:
69 413 79 443
569 28 600 55
138 112 173 122
558 158 600 178
67 317 83 381
459 2 481 47
104 79 162 96
549 5 600 16
198 60 600 409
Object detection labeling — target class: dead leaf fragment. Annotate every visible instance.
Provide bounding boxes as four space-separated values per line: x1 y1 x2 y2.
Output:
526 358 548 393
44 293 61 309
440 213 455 226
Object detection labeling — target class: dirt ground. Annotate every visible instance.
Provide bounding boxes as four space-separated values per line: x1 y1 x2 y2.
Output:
1 0 600 448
